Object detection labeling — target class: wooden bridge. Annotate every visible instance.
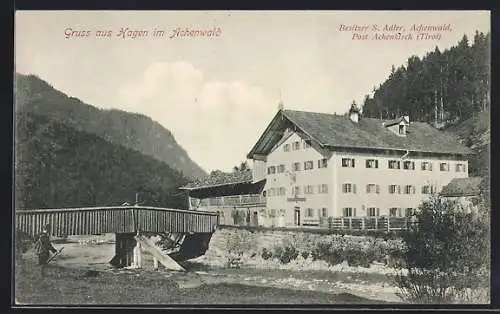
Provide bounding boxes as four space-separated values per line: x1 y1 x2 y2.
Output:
15 206 220 269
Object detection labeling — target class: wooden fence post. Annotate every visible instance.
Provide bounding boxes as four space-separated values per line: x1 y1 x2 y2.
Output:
349 217 352 230
387 217 390 232
341 218 344 230
361 218 365 230
375 217 378 230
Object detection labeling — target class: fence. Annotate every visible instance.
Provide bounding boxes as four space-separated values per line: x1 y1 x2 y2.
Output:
319 216 417 231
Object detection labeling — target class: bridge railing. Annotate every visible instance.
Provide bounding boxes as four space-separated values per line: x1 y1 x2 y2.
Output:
15 206 219 238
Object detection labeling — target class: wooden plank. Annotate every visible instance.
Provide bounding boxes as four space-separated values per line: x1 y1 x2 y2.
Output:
135 235 185 271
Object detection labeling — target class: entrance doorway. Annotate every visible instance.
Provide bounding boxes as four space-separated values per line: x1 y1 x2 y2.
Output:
294 207 301 226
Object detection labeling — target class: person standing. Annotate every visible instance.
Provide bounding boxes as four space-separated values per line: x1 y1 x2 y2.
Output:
34 224 59 276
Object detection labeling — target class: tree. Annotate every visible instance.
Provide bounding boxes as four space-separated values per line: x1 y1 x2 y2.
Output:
233 161 250 172
394 194 489 303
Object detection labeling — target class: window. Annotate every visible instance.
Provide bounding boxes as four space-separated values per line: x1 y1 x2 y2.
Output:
405 208 415 217
403 161 415 170
440 163 449 171
399 124 405 135
284 144 290 152
366 184 380 194
304 185 314 194
279 187 286 196
292 162 301 171
389 207 402 217
318 158 328 168
278 164 285 173
292 141 301 150
342 158 355 168
342 183 357 194
366 159 379 169
367 207 379 217
292 186 301 196
270 209 277 217
456 163 466 172
267 188 276 197
321 208 328 217
421 185 435 194
343 207 356 217
389 185 401 194
303 141 311 149
304 161 314 170
307 208 314 217
388 160 401 169
267 166 276 175
404 185 416 194
318 184 328 194
421 161 433 171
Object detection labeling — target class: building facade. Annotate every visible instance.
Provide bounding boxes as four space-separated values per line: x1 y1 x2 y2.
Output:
247 106 472 227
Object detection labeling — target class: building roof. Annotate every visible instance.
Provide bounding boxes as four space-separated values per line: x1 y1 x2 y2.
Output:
180 170 254 190
440 177 484 197
247 109 473 158
384 116 409 127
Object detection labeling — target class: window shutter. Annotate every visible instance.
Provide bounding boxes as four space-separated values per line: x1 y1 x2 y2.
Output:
376 185 380 194
353 184 357 194
412 186 416 194
353 208 356 217
376 208 380 216
366 185 370 193
352 159 355 167
398 208 402 217
429 163 433 171
366 160 369 168
412 162 415 170
375 160 379 168
397 185 401 194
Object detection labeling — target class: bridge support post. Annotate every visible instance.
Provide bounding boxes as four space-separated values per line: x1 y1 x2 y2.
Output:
109 233 137 268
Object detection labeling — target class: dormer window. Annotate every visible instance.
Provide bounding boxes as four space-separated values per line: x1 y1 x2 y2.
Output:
399 124 405 135
385 116 410 136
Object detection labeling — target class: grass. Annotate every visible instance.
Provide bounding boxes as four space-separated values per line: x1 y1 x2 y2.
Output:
14 257 387 305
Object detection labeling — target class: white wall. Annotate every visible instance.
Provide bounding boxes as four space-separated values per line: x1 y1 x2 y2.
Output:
333 150 469 217
256 130 469 226
264 133 333 226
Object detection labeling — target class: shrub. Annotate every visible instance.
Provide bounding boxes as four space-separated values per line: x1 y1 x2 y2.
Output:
261 248 273 260
272 244 299 264
394 194 490 304
311 241 343 266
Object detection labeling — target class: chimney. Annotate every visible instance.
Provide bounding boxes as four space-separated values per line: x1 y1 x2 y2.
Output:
278 100 284 111
349 101 360 123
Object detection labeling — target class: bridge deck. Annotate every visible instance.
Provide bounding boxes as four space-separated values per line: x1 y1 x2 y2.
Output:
15 206 220 238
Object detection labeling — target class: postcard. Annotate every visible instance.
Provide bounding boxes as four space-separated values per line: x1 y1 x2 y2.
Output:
13 10 491 306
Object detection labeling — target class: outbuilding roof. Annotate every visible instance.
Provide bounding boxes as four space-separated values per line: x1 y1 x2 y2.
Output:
440 177 484 197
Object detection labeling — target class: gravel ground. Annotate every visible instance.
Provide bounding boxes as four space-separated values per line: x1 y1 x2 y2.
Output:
14 233 404 304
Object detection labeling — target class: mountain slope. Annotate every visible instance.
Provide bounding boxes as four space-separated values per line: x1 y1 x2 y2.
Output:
15 111 189 209
445 110 490 178
15 73 207 179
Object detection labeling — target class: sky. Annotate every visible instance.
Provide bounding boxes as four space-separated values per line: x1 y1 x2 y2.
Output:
15 11 490 173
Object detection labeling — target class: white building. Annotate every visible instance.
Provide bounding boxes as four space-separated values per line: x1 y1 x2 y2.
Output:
246 105 472 227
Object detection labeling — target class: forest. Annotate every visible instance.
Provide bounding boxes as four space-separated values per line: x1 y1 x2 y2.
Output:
15 111 189 210
361 31 490 126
